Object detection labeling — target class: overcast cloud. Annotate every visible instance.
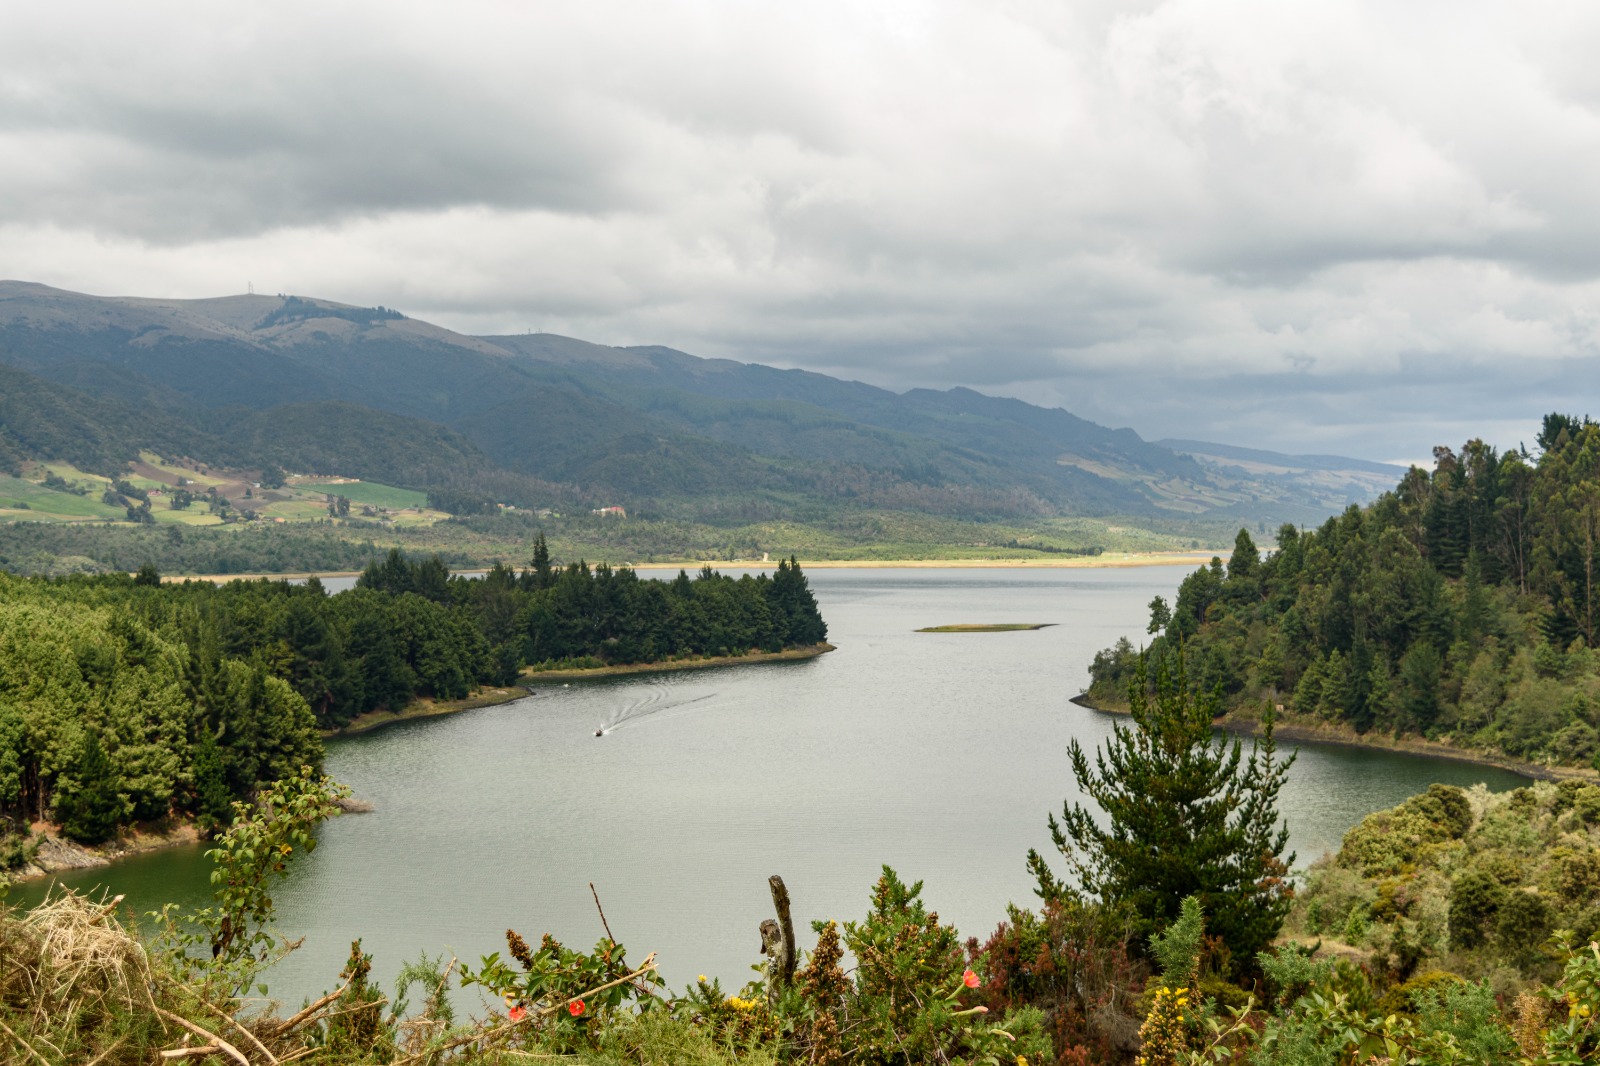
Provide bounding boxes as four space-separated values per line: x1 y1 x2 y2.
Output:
4 0 1599 461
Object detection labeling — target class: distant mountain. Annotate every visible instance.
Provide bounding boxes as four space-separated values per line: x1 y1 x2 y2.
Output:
1158 438 1409 509
0 281 1394 526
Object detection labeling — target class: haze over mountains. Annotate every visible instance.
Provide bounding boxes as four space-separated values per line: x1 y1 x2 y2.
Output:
0 282 1403 529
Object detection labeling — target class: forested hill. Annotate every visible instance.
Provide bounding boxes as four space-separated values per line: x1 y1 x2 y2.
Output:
0 281 1386 527
0 551 826 851
1087 414 1600 770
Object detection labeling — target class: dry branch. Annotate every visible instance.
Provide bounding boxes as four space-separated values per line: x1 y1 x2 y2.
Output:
157 1008 251 1066
0 1017 51 1066
269 978 351 1035
197 995 280 1065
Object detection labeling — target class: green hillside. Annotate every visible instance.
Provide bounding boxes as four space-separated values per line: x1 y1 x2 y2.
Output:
0 281 1406 574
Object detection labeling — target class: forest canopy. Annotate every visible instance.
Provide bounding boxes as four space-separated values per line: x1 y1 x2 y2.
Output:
1088 413 1600 769
0 547 826 849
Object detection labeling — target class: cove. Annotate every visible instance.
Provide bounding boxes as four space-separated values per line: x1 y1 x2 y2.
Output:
12 566 1528 1006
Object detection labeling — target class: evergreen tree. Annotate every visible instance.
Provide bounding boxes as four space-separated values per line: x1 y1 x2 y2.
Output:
1029 652 1295 975
191 728 233 836
56 732 124 845
530 531 554 590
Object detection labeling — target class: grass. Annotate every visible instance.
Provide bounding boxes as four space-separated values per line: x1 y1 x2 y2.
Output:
151 508 224 526
0 474 126 521
298 480 429 510
262 499 337 521
916 623 1054 632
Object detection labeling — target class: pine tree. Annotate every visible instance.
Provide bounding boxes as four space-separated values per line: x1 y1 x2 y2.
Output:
192 728 233 836
530 531 554 590
1028 652 1295 974
57 732 125 845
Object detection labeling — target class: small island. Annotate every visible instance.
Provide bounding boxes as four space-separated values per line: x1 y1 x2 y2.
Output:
916 623 1054 632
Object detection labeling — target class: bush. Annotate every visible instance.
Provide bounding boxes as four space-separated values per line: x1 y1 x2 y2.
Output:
970 900 1143 1063
1497 890 1552 951
1449 871 1506 950
1411 784 1473 838
1338 808 1450 877
1376 969 1464 1016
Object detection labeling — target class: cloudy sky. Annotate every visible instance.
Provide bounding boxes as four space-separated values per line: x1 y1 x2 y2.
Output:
4 1 1598 462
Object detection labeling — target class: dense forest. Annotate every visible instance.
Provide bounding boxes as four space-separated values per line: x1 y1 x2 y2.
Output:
0 547 825 851
1088 414 1600 769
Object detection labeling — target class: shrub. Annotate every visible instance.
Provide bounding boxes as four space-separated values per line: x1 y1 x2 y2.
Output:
1411 978 1518 1062
1575 785 1600 825
833 867 1048 1064
1551 846 1600 905
1496 891 1552 956
1449 871 1506 949
1376 969 1465 1016
1339 807 1448 877
1411 784 1473 838
970 899 1143 1063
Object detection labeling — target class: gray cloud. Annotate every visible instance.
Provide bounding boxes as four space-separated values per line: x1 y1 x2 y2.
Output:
3 0 1599 461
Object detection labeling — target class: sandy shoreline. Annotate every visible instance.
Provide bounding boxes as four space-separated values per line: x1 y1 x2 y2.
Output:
167 551 1221 584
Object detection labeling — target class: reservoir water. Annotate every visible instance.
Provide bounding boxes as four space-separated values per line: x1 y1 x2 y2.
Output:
13 565 1527 1007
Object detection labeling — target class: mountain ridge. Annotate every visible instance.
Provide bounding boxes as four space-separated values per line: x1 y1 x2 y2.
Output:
0 282 1393 528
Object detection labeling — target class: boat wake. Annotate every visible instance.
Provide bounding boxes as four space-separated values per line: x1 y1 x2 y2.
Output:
595 688 717 735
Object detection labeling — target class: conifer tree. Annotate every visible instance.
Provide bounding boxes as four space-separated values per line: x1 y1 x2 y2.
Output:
57 732 124 845
1029 652 1295 974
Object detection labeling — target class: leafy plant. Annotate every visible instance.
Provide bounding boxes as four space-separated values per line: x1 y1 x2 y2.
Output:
459 927 664 1052
155 764 347 992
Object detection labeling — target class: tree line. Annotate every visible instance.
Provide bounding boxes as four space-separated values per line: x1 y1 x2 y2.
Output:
0 544 826 849
1089 413 1600 768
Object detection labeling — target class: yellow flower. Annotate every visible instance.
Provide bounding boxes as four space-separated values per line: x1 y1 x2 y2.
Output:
698 974 707 983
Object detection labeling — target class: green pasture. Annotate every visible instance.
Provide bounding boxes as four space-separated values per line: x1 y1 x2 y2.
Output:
0 475 126 521
297 480 428 510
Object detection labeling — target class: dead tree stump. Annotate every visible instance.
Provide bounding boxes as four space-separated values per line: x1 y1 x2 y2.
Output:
760 874 797 1004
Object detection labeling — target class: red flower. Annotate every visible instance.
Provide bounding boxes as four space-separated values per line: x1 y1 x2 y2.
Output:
962 969 980 989
507 1005 527 1022
568 999 586 1017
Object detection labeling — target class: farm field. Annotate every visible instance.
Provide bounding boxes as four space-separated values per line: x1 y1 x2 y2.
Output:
296 481 429 510
0 460 445 530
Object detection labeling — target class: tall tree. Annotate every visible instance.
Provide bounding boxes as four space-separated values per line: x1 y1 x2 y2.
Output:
1029 653 1295 974
56 732 124 845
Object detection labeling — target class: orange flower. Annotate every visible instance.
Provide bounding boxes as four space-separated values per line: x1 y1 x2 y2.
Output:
508 1005 527 1022
568 999 586 1017
963 969 980 989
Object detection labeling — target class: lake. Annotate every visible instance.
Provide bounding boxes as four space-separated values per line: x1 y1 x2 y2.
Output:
13 565 1527 1008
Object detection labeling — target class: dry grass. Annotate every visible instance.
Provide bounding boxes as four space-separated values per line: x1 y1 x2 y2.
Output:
0 890 160 1064
0 891 761 1065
